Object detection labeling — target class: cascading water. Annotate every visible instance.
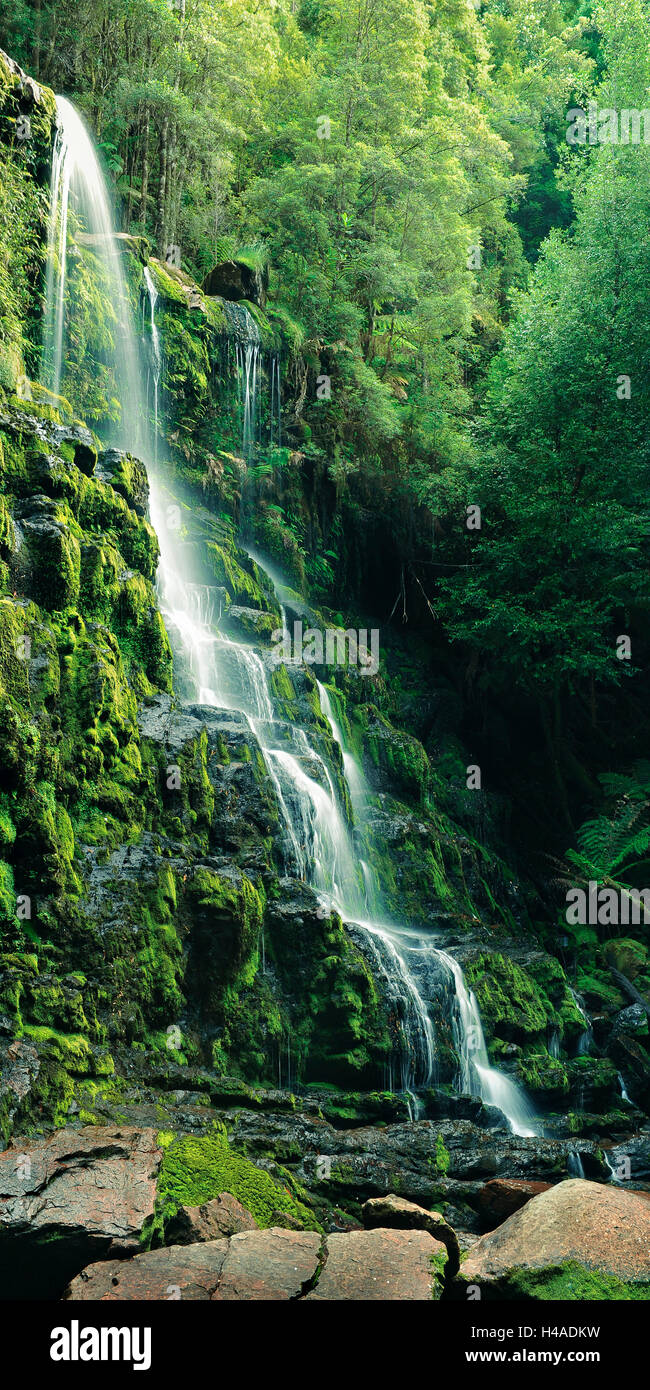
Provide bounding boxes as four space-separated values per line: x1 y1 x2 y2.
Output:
436 949 537 1136
312 676 537 1135
316 680 369 819
42 96 537 1137
143 266 162 460
41 97 145 453
42 115 71 398
570 988 594 1056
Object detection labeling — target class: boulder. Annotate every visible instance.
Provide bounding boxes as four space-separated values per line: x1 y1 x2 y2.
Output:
95 447 149 515
606 1007 650 1111
164 1193 258 1244
211 1228 321 1300
202 259 267 308
457 1179 650 1299
305 1227 446 1301
66 1225 448 1300
65 1240 229 1301
223 604 278 642
477 1178 553 1226
66 1230 320 1301
362 1193 460 1274
0 1126 161 1299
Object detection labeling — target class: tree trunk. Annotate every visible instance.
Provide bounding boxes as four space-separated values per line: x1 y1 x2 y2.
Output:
156 117 169 256
140 107 150 229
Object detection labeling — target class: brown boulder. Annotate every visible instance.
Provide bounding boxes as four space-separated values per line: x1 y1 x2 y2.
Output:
211 1229 321 1301
66 1230 320 1302
0 1126 161 1299
66 1225 449 1301
164 1193 258 1245
65 1241 229 1301
477 1178 552 1225
458 1179 650 1297
362 1193 460 1275
305 1228 446 1301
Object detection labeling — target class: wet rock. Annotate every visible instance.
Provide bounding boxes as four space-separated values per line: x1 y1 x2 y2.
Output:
0 1125 162 1299
203 259 267 308
217 1106 612 1217
95 447 148 515
223 604 278 642
307 1087 411 1127
0 48 49 112
477 1178 553 1226
52 422 97 474
605 1129 650 1182
0 1030 40 1143
610 1004 648 1040
164 1194 258 1244
566 1056 619 1111
77 231 149 265
0 403 96 476
421 1088 506 1129
606 1007 650 1111
362 1193 460 1274
304 1228 445 1301
12 495 81 609
456 1178 650 1298
361 707 430 802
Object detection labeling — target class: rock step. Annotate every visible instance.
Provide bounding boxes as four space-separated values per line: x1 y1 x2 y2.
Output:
65 1226 448 1302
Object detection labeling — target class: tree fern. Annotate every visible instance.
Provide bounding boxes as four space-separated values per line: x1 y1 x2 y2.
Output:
572 766 650 882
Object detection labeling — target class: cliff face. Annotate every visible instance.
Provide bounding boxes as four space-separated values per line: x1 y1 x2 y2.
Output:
0 52 647 1252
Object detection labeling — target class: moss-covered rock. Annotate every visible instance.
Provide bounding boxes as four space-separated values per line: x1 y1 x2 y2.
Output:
359 705 430 804
150 1124 319 1240
465 954 550 1043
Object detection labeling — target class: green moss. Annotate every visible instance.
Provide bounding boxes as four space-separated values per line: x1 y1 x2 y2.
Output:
466 954 550 1043
435 1133 450 1174
0 600 32 704
270 661 298 708
153 1124 319 1235
23 1025 91 1069
361 708 429 803
517 1050 569 1097
205 541 277 614
500 1260 650 1301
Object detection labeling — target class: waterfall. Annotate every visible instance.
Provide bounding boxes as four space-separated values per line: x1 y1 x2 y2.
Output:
41 97 145 453
618 1072 632 1104
42 116 71 397
570 988 594 1056
236 340 260 457
42 97 536 1136
568 1151 586 1179
143 266 161 461
313 677 537 1136
436 949 537 1137
316 680 369 818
